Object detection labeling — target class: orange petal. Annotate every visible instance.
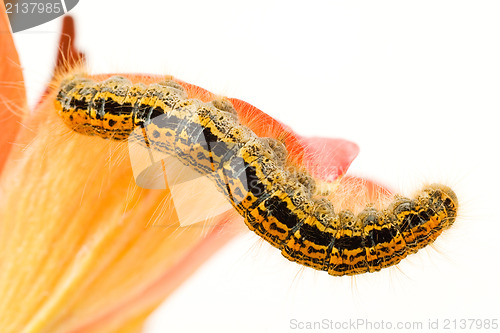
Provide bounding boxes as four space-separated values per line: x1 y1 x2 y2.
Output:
0 0 26 173
0 90 245 332
297 136 359 182
54 16 85 75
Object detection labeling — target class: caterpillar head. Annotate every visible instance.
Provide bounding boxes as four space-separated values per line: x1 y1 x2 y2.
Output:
421 183 458 230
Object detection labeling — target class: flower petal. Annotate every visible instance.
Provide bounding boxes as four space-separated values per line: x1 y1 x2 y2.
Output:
0 97 245 332
0 0 26 173
298 136 359 182
53 16 85 75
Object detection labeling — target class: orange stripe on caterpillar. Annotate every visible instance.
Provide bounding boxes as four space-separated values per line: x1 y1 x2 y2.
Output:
54 73 458 276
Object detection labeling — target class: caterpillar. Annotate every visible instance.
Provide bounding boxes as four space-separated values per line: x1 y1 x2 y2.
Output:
54 73 458 276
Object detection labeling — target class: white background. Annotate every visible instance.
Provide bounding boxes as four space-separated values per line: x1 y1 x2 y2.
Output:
11 1 500 332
